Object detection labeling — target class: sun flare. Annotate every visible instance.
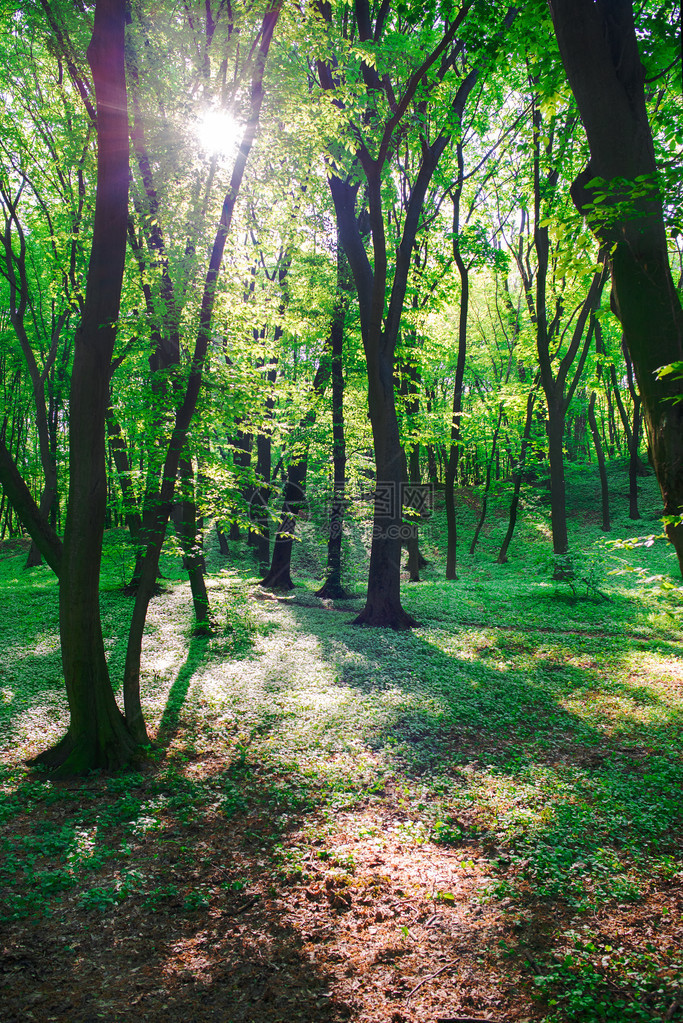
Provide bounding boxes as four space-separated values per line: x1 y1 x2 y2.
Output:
196 109 241 159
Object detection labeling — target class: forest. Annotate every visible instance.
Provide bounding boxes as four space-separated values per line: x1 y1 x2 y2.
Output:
0 1 682 1022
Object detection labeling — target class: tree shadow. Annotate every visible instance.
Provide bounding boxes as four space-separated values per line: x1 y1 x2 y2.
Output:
155 634 211 749
280 594 683 880
0 740 348 1023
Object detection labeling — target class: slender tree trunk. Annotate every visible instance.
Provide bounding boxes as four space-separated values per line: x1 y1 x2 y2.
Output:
228 428 252 542
253 422 273 575
470 406 504 555
623 342 643 520
426 388 439 486
173 457 211 632
317 258 350 599
546 394 569 558
262 307 335 590
260 460 306 590
0 436 63 573
588 320 610 531
587 391 611 531
498 388 536 563
121 0 283 739
105 408 146 588
629 400 642 521
445 167 469 580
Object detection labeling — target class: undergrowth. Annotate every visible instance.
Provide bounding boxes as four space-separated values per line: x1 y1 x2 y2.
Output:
0 460 681 1022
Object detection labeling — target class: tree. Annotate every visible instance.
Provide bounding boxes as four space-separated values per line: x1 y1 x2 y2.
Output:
549 0 683 571
517 96 608 560
34 0 137 773
316 0 516 626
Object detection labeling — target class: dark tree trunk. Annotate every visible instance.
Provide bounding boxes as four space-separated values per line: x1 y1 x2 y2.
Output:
623 342 643 520
0 437 63 574
261 310 334 590
216 521 230 554
546 395 569 557
317 1 510 625
32 0 136 774
173 457 211 632
326 169 419 629
550 0 683 571
588 321 611 531
260 460 307 590
526 93 608 564
445 146 469 581
588 391 611 531
498 388 536 564
253 422 273 575
317 254 351 600
470 405 505 555
105 408 145 588
1 195 67 571
629 399 642 521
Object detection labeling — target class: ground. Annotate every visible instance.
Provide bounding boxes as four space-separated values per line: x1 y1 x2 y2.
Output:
1 473 682 1023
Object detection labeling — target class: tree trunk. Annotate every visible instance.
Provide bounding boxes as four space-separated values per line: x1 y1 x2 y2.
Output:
173 457 211 632
587 390 611 531
357 362 416 627
229 428 252 541
629 400 642 521
121 0 283 740
550 0 683 571
0 437 63 574
498 388 536 564
260 459 307 590
546 394 569 558
470 405 504 555
216 521 230 555
587 318 611 531
445 152 469 581
31 0 136 775
317 254 350 600
253 426 273 575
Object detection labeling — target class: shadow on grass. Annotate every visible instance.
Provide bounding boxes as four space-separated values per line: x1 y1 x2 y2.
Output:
280 596 683 893
0 739 351 1023
155 634 211 750
268 596 683 1020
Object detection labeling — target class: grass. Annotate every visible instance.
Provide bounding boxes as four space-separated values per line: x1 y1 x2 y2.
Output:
0 458 681 1022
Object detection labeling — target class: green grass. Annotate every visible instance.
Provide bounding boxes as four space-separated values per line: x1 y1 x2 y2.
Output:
0 458 681 1021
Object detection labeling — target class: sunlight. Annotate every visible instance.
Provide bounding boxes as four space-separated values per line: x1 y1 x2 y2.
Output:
195 108 242 159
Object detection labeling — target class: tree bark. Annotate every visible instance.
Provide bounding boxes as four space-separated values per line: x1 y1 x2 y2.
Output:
0 437 63 574
260 460 307 590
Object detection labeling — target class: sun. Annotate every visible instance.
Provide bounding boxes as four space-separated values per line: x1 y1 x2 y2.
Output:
196 109 242 159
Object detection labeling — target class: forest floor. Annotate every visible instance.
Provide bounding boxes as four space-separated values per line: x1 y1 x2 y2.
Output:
1 463 683 1023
